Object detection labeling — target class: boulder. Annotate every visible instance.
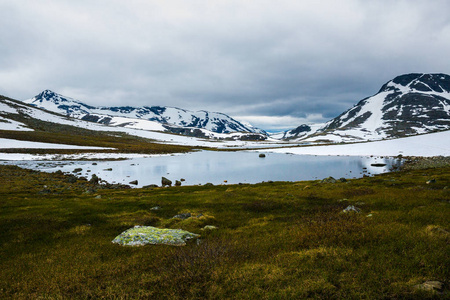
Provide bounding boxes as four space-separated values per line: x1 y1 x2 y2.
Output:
129 180 138 185
321 176 337 183
175 180 181 186
112 226 199 246
259 153 266 158
161 177 172 187
342 205 361 213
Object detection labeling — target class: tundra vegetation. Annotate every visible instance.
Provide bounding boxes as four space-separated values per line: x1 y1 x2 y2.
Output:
0 159 448 299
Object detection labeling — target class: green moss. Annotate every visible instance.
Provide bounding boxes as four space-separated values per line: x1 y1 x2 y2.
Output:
112 226 199 246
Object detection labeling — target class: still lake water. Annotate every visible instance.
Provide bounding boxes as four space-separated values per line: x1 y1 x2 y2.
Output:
5 151 402 187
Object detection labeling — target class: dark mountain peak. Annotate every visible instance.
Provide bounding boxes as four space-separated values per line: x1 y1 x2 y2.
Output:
36 89 57 100
379 73 450 93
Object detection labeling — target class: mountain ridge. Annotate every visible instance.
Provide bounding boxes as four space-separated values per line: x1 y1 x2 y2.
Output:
278 73 450 143
25 90 267 137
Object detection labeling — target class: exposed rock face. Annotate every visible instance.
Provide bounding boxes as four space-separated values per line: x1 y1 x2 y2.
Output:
112 226 199 246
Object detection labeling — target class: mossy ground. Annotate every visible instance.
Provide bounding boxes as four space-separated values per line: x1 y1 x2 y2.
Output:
0 164 448 299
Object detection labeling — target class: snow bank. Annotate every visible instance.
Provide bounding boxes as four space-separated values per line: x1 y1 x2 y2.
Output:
0 138 113 150
258 130 450 157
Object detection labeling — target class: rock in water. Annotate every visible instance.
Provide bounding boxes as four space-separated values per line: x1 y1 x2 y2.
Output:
112 226 199 246
259 153 266 158
161 177 172 187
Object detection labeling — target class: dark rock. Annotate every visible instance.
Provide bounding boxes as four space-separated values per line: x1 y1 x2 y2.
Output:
426 179 436 184
129 180 138 185
259 153 266 158
161 177 172 187
180 178 185 182
73 168 83 173
104 168 113 171
339 177 347 182
92 163 98 165
175 180 181 186
172 213 191 219
142 184 159 189
371 163 387 167
89 174 100 184
204 183 214 186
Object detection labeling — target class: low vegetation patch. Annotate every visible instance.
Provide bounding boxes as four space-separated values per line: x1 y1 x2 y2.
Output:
0 164 449 299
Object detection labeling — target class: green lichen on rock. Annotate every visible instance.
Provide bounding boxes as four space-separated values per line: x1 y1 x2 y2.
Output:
112 226 199 246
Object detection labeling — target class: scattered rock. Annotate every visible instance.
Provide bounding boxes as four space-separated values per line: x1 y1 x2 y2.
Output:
201 225 218 231
426 179 436 184
321 176 337 183
204 183 214 186
414 281 444 293
112 226 199 246
89 174 100 184
73 168 83 173
175 180 181 186
142 184 159 189
172 213 191 219
129 180 138 185
92 163 98 165
150 206 161 211
259 153 266 158
95 195 102 199
180 178 185 182
339 177 347 182
371 163 386 167
104 168 113 171
342 205 361 213
161 177 172 187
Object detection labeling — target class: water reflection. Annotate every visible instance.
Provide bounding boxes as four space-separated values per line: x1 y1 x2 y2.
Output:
6 151 402 187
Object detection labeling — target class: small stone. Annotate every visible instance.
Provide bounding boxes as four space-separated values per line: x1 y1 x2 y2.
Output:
180 178 185 182
414 281 443 292
339 177 347 182
150 206 161 211
426 179 436 184
259 153 266 158
73 168 83 173
201 225 218 231
175 180 181 186
342 205 361 213
172 213 191 219
129 180 138 185
104 168 113 171
95 195 101 199
204 183 214 186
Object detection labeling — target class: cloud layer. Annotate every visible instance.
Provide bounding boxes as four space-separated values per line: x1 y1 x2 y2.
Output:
1 0 450 131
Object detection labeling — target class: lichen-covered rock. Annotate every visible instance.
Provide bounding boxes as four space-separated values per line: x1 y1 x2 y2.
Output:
112 226 199 246
161 177 172 187
321 176 337 183
342 205 361 213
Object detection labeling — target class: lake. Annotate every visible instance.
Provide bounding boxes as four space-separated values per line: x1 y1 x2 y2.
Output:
4 151 403 187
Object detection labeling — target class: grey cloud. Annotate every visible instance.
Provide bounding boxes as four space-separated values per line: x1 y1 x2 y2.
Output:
1 0 450 131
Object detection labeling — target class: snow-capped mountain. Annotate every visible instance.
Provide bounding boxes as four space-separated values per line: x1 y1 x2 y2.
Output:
284 73 450 143
24 90 266 136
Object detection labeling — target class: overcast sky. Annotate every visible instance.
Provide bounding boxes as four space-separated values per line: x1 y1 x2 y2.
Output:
1 0 450 131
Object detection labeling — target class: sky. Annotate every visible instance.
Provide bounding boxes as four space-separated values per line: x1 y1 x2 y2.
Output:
1 0 450 132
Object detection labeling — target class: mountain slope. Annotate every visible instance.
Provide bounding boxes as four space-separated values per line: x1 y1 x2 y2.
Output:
24 90 266 136
294 73 450 143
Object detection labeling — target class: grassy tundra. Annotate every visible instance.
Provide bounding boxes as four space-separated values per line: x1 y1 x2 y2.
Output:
0 163 448 299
